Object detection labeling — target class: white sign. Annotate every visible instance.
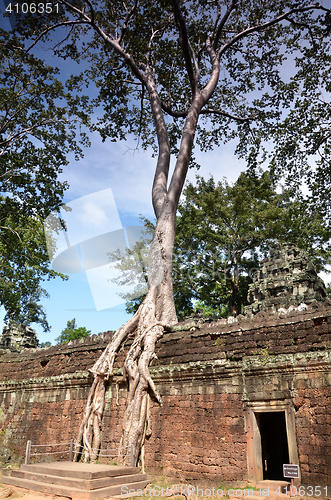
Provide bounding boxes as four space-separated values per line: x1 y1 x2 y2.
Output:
283 464 299 478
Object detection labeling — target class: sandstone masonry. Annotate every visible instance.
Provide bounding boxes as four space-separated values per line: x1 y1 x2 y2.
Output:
0 302 330 485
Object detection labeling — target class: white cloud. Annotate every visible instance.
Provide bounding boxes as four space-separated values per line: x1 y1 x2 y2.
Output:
60 188 122 245
85 262 135 311
77 202 108 229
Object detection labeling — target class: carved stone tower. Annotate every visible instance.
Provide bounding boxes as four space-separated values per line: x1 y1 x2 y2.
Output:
0 322 39 352
245 245 327 315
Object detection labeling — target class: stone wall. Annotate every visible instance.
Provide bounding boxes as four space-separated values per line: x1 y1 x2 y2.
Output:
0 304 330 485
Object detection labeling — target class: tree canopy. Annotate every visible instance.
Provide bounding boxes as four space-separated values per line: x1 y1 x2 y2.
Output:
14 0 331 213
174 171 331 316
0 210 54 331
119 170 331 319
55 318 91 344
0 27 89 329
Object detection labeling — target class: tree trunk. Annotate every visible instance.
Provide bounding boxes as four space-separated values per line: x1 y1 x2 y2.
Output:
74 96 205 464
74 191 180 464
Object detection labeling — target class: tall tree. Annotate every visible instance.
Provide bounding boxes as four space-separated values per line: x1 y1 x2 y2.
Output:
55 319 91 344
0 28 89 328
174 172 331 316
18 0 331 464
120 170 331 319
0 209 57 332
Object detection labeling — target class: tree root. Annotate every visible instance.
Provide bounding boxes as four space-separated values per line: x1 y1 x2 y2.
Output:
74 288 173 465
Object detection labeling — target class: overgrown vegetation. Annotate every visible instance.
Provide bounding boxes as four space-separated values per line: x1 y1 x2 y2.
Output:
55 319 91 344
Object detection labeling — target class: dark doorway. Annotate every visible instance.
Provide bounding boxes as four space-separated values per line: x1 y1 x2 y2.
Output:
258 412 290 480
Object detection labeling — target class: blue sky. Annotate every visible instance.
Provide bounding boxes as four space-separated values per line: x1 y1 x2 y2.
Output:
0 8 252 344
1 8 330 345
0 1 249 344
31 134 247 345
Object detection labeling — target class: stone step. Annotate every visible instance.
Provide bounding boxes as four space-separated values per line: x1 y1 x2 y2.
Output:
256 480 291 495
2 475 150 500
19 461 139 479
2 461 150 500
12 469 146 490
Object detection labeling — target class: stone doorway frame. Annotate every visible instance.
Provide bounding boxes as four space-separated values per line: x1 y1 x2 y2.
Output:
245 400 300 484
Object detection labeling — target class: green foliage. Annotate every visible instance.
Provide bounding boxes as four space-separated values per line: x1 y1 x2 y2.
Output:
9 2 331 323
0 28 90 329
267 12 331 218
171 171 283 317
55 319 91 344
172 170 331 317
0 207 67 331
13 1 331 204
40 341 52 348
120 170 331 318
0 28 89 218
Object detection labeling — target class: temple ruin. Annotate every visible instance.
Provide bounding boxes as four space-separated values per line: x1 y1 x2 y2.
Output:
0 322 39 352
0 245 330 486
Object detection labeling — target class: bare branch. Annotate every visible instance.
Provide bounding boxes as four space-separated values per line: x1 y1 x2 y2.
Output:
52 24 76 51
26 19 90 52
0 117 78 156
146 27 163 67
60 0 95 22
27 0 147 87
171 0 198 98
118 0 138 45
0 87 45 136
217 3 330 60
284 15 316 46
212 0 238 51
188 39 200 82
0 226 22 243
160 101 252 123
119 79 141 85
200 107 253 122
160 100 187 117
84 0 95 25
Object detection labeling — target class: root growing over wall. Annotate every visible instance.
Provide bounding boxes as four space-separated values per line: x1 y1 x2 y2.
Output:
74 282 175 465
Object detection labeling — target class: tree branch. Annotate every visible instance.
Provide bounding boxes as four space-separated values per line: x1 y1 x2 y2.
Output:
160 100 252 123
217 3 329 60
145 72 171 219
146 27 163 67
167 96 204 213
171 0 198 98
200 107 253 122
0 118 76 156
27 1 147 87
118 0 138 45
26 19 90 52
212 0 238 51
160 100 187 117
188 39 200 83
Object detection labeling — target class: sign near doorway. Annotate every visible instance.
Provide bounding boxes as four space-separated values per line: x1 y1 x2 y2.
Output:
283 464 300 478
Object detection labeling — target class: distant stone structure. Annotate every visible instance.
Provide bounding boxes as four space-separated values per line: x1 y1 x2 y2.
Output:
0 322 39 352
245 245 327 315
